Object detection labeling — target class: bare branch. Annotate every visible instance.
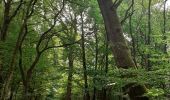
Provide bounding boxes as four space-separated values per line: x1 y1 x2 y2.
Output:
41 39 81 53
113 0 119 6
121 0 134 25
26 0 38 18
121 10 135 25
9 0 23 21
112 0 123 9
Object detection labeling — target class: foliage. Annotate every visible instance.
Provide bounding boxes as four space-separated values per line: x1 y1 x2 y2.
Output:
0 0 169 100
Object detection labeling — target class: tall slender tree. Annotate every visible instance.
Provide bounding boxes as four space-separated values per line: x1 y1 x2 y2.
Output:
81 12 90 100
146 0 152 70
93 24 98 100
163 0 167 53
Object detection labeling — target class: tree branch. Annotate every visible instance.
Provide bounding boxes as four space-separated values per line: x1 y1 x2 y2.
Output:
40 39 81 53
9 0 23 21
36 0 65 53
113 0 123 9
121 0 134 25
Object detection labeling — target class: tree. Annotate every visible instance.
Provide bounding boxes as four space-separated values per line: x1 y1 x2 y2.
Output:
97 0 136 68
0 0 169 99
97 0 148 99
81 12 90 100
146 0 152 70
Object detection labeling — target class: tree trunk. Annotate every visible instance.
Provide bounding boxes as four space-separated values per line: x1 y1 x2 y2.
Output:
0 1 12 99
101 25 110 100
97 0 149 99
146 0 152 70
97 0 135 69
93 24 98 100
129 0 137 67
81 12 90 100
0 0 11 41
65 50 74 100
163 0 167 53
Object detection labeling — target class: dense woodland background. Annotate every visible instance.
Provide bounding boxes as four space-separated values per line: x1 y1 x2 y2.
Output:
0 0 170 100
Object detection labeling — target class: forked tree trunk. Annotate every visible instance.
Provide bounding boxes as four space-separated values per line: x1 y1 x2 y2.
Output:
97 0 149 100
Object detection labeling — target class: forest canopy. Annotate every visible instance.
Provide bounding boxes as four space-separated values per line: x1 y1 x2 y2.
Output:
0 0 170 100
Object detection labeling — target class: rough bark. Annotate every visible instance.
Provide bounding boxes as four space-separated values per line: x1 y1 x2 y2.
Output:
97 0 136 69
97 0 149 99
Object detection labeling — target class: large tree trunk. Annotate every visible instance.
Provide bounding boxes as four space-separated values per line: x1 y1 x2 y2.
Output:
97 0 149 100
97 0 135 69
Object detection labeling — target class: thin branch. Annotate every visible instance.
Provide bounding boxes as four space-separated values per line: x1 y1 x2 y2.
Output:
3 0 7 4
26 0 66 82
41 39 81 53
115 0 123 7
121 10 135 25
121 0 134 25
27 38 80 82
113 0 123 9
36 0 65 52
26 0 38 18
19 43 26 86
113 0 119 6
9 0 23 21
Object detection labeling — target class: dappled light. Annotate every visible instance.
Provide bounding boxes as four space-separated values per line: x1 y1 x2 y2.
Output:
0 0 169 100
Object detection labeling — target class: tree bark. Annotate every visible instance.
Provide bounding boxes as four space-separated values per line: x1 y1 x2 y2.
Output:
97 0 136 69
97 0 149 99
